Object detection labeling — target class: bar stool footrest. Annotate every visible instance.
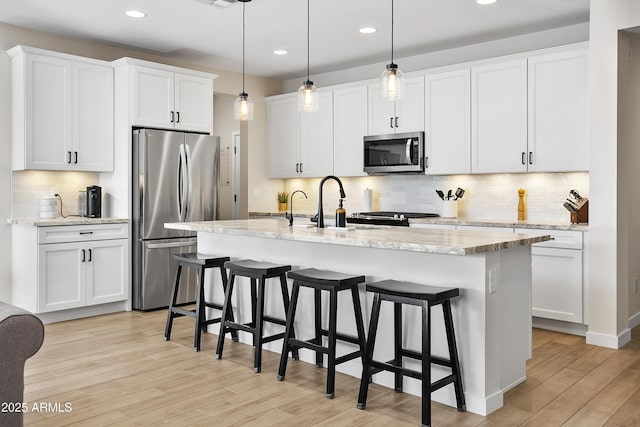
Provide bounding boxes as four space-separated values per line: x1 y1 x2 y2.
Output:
320 329 361 346
334 350 362 365
170 307 196 318
288 338 328 355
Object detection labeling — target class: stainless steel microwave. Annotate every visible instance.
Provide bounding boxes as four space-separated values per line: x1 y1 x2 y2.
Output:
363 131 425 174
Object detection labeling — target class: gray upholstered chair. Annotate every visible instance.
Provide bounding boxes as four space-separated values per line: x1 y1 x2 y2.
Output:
0 302 45 427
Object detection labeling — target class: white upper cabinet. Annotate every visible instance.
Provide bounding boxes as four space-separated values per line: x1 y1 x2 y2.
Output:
333 85 368 177
8 46 114 172
424 69 471 175
527 49 589 172
471 59 528 173
368 76 425 135
267 92 333 179
132 65 213 133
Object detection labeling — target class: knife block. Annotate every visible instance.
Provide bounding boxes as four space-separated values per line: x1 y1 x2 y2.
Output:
570 200 589 224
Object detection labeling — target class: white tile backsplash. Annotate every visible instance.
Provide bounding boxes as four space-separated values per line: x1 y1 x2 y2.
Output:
283 172 588 223
11 171 100 218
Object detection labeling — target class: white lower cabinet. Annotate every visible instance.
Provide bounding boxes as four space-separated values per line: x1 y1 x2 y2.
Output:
515 228 584 323
13 223 129 314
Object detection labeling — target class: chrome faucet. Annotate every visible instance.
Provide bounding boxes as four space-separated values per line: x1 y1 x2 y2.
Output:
317 176 346 228
287 190 308 226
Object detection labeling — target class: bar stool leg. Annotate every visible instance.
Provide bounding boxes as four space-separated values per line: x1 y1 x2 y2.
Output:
164 263 182 341
350 285 367 365
219 266 239 342
421 301 432 427
279 273 299 360
357 292 382 409
314 288 323 368
253 277 266 373
443 300 466 411
215 272 236 359
326 288 339 399
394 301 403 391
193 266 205 351
250 278 258 347
277 281 301 381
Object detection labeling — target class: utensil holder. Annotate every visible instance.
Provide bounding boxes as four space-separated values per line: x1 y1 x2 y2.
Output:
441 200 457 219
570 200 589 224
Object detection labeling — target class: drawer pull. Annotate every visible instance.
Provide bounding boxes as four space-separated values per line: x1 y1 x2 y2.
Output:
79 231 94 235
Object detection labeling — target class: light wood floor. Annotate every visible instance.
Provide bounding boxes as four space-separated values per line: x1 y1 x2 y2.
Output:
22 310 640 426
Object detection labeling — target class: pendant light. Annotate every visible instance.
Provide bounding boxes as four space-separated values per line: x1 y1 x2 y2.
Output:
380 0 404 101
234 0 253 121
297 0 319 112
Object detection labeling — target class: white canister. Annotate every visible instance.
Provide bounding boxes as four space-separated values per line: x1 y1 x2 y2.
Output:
39 196 58 219
441 200 458 219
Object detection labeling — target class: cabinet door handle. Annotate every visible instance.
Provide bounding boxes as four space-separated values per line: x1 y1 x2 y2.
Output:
390 117 394 128
299 163 303 173
88 248 92 262
74 151 78 164
529 151 533 165
296 163 299 173
81 249 86 262
521 152 526 165
67 151 72 164
425 156 429 169
176 111 180 123
395 116 399 128
170 111 175 123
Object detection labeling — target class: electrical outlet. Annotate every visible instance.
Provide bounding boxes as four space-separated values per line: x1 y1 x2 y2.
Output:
489 269 498 294
252 188 261 199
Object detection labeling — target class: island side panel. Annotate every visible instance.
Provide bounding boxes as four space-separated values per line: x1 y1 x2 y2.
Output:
197 231 530 416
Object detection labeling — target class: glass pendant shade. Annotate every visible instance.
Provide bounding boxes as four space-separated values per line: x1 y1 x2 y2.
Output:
380 63 404 101
297 80 319 112
234 92 253 121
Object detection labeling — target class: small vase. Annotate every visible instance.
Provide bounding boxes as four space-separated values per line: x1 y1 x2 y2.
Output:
279 202 287 211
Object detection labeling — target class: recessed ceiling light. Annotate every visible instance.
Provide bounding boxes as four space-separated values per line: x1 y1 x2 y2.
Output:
476 0 498 4
125 10 146 18
273 50 288 55
359 27 377 34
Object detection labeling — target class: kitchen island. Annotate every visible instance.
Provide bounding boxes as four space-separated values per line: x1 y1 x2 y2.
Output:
165 219 549 416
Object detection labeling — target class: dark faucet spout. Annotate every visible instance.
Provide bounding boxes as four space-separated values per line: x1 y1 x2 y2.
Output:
288 190 308 226
317 175 346 228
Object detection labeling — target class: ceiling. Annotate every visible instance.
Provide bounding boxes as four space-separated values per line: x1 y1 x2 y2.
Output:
0 0 590 80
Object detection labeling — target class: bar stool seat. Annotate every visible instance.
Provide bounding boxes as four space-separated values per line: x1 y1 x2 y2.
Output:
215 259 298 373
164 252 237 352
277 268 367 399
357 279 466 427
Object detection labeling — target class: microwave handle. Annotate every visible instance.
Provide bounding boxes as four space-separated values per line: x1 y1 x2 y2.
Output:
406 139 412 165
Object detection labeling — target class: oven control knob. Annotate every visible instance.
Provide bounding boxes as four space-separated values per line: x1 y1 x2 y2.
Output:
400 214 405 220
393 214 399 220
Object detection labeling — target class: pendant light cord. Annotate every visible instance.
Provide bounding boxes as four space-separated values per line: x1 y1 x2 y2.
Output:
391 0 394 64
306 0 310 82
242 1 246 93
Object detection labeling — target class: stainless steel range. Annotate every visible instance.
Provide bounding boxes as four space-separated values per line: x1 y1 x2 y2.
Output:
347 211 439 227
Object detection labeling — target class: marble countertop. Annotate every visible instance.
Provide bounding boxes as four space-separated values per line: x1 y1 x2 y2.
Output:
249 212 588 231
8 217 129 226
165 218 550 256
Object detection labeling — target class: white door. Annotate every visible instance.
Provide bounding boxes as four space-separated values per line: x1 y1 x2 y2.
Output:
86 239 128 305
25 54 72 170
232 131 241 220
425 69 471 175
132 66 175 129
267 96 299 178
367 83 397 135
174 73 213 133
299 91 334 177
73 61 114 172
38 242 85 312
333 85 368 177
527 49 588 172
471 59 528 173
394 76 425 133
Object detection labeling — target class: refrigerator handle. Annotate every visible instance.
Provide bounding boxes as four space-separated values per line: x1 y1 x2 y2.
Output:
184 143 192 221
177 144 188 222
146 241 195 250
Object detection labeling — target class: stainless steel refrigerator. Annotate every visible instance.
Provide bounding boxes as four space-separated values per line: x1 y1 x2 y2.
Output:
132 129 219 310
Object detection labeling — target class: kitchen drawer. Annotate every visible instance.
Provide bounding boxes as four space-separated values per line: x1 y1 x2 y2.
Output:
38 223 129 244
514 228 582 250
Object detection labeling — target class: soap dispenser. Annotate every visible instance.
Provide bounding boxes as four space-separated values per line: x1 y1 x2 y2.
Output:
336 199 346 227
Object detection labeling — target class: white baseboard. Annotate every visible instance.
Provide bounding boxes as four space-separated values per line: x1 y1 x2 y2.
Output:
532 317 587 336
629 311 640 329
586 328 631 349
37 302 127 324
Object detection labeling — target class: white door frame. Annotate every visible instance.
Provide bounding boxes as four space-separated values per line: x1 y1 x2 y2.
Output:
231 131 241 220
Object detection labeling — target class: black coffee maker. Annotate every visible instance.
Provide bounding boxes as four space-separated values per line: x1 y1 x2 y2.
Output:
86 186 102 218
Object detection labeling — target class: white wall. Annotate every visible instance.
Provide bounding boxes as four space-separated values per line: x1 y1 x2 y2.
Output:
587 0 640 348
0 22 283 303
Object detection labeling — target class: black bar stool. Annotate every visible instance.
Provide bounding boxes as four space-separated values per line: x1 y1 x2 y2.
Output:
277 268 367 399
164 252 237 352
216 259 299 373
356 279 466 427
